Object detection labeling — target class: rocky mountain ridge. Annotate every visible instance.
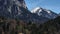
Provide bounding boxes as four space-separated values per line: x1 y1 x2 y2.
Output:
31 7 58 19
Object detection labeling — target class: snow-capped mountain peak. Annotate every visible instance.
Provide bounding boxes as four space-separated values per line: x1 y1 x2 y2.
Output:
31 7 43 13
31 7 58 19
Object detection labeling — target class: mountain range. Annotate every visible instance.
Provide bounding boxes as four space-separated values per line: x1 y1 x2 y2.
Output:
0 0 59 24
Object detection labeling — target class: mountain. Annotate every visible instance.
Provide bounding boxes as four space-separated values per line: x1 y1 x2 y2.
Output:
0 0 31 19
31 7 58 19
0 0 49 24
0 0 27 18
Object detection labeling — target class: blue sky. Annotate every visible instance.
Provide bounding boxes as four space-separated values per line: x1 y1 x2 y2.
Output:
25 0 60 14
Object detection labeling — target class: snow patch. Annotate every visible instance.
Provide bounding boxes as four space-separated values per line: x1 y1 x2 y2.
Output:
31 7 40 13
39 9 42 12
47 10 51 13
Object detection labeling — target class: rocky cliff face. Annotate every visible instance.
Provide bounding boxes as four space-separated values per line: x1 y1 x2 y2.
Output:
0 0 27 18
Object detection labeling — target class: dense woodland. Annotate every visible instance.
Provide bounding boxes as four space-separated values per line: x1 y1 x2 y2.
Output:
0 16 60 34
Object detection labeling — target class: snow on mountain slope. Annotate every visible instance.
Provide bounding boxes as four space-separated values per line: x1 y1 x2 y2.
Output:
31 7 58 19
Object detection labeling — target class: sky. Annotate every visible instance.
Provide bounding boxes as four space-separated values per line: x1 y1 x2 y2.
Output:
25 0 60 14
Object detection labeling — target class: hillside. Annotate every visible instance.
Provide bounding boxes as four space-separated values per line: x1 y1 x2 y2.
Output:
0 16 60 34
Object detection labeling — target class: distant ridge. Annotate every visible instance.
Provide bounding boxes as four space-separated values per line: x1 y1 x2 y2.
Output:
31 7 58 19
